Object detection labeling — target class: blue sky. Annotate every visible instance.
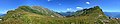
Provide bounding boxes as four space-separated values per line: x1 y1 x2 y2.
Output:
0 0 120 14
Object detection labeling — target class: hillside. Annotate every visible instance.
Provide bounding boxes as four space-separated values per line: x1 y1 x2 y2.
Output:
0 6 119 24
17 6 63 17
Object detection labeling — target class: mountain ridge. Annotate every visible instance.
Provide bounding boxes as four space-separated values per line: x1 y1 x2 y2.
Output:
0 6 119 24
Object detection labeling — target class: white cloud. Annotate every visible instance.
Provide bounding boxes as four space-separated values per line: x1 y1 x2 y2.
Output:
48 0 50 1
67 8 72 11
86 2 90 4
76 7 83 10
66 8 79 12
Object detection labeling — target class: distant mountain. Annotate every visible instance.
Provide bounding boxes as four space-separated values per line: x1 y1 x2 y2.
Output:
0 14 5 19
0 14 5 16
0 14 2 16
104 12 120 18
0 6 119 24
59 11 74 16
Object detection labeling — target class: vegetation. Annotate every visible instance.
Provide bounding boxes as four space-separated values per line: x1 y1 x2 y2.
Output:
0 6 119 24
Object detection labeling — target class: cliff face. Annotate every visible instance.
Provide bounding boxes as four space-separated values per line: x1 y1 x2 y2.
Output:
0 6 119 24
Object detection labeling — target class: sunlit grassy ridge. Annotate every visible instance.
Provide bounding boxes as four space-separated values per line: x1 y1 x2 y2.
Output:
0 6 119 24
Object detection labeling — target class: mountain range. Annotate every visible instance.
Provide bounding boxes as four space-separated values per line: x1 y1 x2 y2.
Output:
0 6 120 24
59 12 120 18
0 14 5 16
104 12 120 18
58 11 74 16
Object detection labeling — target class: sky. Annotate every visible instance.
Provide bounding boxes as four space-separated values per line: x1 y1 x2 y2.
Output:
0 0 120 14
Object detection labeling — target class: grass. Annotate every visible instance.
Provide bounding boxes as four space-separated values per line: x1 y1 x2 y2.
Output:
0 6 119 24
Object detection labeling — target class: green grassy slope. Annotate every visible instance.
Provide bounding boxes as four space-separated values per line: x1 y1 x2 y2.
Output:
0 6 119 24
